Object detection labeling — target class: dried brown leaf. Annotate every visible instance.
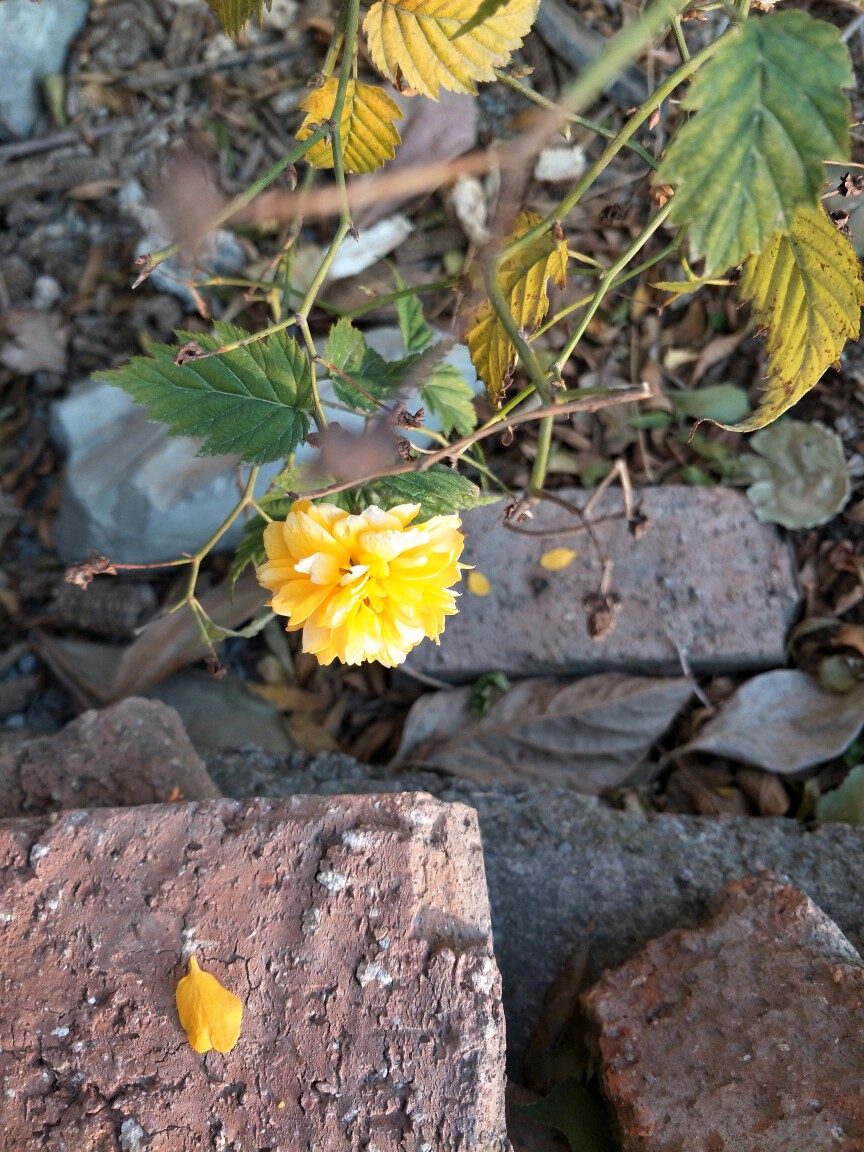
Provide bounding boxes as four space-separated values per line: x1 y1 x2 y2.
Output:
393 674 692 792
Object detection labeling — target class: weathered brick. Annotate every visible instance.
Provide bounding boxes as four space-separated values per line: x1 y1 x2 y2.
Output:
582 873 864 1151
408 486 799 680
0 698 220 819
0 794 506 1151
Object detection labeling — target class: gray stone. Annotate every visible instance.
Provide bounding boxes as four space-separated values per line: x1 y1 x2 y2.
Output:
408 485 800 680
206 748 864 1078
50 379 281 563
0 0 88 138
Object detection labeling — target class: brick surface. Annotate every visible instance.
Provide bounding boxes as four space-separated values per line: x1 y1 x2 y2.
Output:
0 698 220 819
0 794 506 1151
582 873 864 1152
408 486 799 680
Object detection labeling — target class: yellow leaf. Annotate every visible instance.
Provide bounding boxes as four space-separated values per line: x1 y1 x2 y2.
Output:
176 955 243 1054
204 0 269 37
466 211 568 404
363 0 540 100
296 79 403 175
467 570 491 596
713 205 864 432
540 547 577 571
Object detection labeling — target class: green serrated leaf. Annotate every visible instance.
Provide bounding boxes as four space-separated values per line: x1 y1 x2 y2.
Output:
420 364 478 437
323 318 421 411
228 496 296 594
521 1079 617 1152
392 270 434 354
657 10 852 276
204 0 270 36
95 323 312 464
371 467 486 518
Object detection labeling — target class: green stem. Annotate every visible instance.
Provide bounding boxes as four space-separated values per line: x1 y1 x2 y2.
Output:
493 68 659 170
558 0 693 119
536 239 679 335
483 35 723 408
499 34 725 265
530 415 554 495
485 261 554 401
552 199 675 374
179 465 261 607
341 277 460 320
671 15 690 63
292 0 362 431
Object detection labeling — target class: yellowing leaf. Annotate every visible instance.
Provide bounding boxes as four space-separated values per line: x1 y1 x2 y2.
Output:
656 11 853 277
468 571 491 596
466 211 568 404
714 206 864 432
540 547 577 571
296 79 403 175
363 0 540 100
176 955 243 1054
204 0 269 37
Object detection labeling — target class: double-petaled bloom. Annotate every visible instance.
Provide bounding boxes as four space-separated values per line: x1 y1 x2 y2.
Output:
256 500 466 667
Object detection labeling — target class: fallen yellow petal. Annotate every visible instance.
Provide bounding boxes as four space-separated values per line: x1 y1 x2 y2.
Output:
540 547 577 571
176 955 243 1054
467 571 491 596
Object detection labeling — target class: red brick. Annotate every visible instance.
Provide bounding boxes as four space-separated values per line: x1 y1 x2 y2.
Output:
0 794 506 1150
582 873 864 1151
0 698 220 819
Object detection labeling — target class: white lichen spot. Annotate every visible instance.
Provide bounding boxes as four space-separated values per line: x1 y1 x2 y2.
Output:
408 808 434 828
0 912 14 922
29 843 50 865
119 1118 147 1152
341 829 369 849
302 907 321 937
356 959 392 987
470 956 494 994
50 1027 70 1038
316 869 348 893
87 997 97 1005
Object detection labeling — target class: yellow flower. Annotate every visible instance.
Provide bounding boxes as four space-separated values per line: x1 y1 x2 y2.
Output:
256 500 466 667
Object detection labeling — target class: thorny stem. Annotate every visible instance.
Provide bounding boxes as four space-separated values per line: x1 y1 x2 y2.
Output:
492 67 659 170
536 238 680 335
500 35 725 265
529 415 554 496
552 199 675 376
671 16 691 64
296 383 649 503
293 0 362 432
483 35 725 415
170 466 261 614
